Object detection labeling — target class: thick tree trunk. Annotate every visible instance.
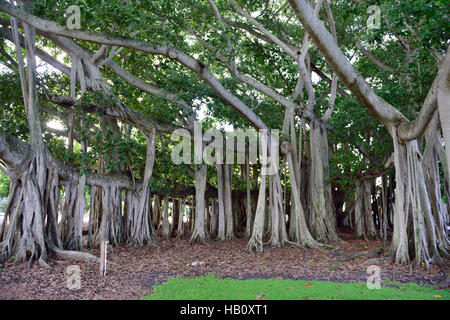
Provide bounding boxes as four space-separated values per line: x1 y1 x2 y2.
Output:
127 130 158 246
88 184 103 247
288 192 296 239
1 18 50 265
353 180 377 240
188 204 194 235
162 195 170 240
363 180 377 239
73 168 86 250
308 121 340 243
249 133 291 251
152 194 161 231
380 175 388 242
97 185 123 247
177 197 186 239
216 164 226 240
266 172 289 246
247 173 267 252
224 164 235 239
244 158 253 239
206 200 211 234
353 182 365 239
284 147 322 248
423 115 450 259
390 126 446 266
189 165 208 244
210 198 218 238
171 198 179 238
60 182 79 249
264 174 273 240
437 48 450 177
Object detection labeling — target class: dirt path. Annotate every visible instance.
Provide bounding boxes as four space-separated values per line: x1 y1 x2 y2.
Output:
0 235 447 300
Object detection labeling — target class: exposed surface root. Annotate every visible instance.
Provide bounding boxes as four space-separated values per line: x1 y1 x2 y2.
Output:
49 246 99 263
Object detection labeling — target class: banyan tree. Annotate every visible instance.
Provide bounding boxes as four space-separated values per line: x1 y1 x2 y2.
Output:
0 0 448 267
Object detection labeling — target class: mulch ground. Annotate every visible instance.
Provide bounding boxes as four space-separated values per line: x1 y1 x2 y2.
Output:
0 233 448 300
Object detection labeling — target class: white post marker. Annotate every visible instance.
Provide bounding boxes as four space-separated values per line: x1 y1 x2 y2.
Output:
100 240 108 276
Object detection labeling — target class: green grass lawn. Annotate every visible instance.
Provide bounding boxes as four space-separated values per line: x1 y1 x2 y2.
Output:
141 274 449 300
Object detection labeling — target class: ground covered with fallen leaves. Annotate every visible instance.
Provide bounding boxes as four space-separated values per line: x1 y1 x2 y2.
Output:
0 233 448 300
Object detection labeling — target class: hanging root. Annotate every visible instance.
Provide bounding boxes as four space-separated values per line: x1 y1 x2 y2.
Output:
308 124 341 243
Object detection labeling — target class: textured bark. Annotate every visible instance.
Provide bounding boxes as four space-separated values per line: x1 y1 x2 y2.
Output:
244 159 253 239
423 115 450 259
73 166 86 250
0 17 50 264
171 199 179 238
380 175 388 241
288 191 296 240
60 182 79 249
247 173 267 252
287 0 405 125
188 204 194 235
266 173 289 247
287 0 447 145
0 2 270 131
264 174 274 241
206 199 211 235
281 106 321 248
0 0 447 269
161 195 170 240
127 131 158 246
216 164 226 240
189 165 208 244
353 180 377 240
224 164 235 240
0 133 156 259
390 129 411 265
308 121 340 242
437 48 450 187
177 197 186 239
389 125 446 266
248 131 290 251
152 194 161 231
98 186 111 246
50 245 99 263
282 110 314 247
284 147 322 249
210 198 218 238
353 182 365 239
363 181 377 239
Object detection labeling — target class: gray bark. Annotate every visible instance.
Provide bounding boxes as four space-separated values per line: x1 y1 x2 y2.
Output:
216 164 226 240
189 165 208 244
162 195 170 240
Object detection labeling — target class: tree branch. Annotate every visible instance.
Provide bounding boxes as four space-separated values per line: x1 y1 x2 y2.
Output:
0 0 268 130
287 0 406 125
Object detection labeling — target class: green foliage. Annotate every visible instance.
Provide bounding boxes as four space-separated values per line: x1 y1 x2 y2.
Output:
1 0 447 202
0 170 10 198
0 72 29 140
141 274 450 300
